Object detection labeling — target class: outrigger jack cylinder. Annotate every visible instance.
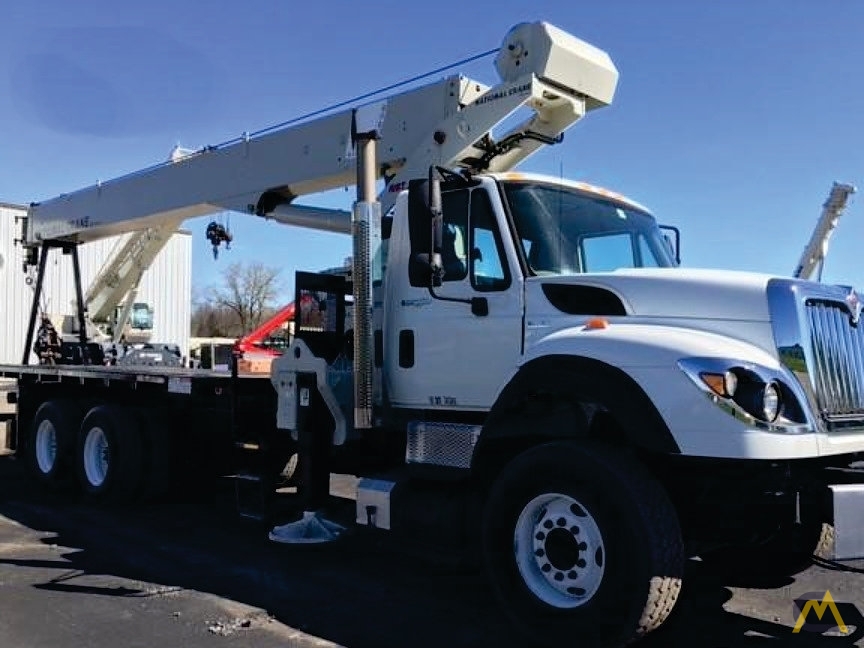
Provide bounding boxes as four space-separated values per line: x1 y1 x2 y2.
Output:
271 109 382 544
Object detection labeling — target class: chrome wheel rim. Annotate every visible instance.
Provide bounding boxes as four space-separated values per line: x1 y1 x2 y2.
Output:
82 426 109 487
514 493 606 608
35 419 58 474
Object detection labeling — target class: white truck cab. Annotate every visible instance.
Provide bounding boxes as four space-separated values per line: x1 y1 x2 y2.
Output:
379 169 864 458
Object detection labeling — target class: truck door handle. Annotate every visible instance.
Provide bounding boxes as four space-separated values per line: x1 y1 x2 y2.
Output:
399 330 415 368
471 297 489 317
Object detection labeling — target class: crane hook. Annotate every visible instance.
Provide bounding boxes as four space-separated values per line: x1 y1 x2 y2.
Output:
205 221 233 259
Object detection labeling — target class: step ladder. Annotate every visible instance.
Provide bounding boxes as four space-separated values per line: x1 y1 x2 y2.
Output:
230 354 272 520
234 441 270 520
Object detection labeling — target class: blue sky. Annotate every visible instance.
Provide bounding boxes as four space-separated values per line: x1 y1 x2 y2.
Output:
2 1 863 303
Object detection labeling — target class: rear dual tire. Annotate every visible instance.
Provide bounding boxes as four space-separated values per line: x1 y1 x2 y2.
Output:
76 405 146 500
27 400 171 502
27 401 81 487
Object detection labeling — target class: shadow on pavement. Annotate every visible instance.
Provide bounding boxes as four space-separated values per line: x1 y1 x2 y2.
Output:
644 562 864 647
0 457 862 648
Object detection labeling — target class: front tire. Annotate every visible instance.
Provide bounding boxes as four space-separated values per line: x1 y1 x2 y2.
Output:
482 442 683 648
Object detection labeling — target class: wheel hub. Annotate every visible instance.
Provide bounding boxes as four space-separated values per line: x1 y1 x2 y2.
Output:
543 527 582 571
83 426 110 487
515 493 605 608
35 420 58 474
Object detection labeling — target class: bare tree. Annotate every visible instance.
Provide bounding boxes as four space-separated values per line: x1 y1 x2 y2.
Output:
208 262 282 335
191 302 237 337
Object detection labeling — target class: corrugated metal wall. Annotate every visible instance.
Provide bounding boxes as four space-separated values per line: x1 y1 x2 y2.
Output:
0 203 191 364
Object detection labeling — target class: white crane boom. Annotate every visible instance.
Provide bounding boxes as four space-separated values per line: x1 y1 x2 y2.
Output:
23 22 618 246
794 182 856 280
77 145 229 343
84 218 183 342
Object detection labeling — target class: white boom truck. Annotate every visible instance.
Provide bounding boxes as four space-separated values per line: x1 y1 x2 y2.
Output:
2 21 864 648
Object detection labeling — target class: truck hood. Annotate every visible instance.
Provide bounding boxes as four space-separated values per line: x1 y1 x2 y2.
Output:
532 268 773 322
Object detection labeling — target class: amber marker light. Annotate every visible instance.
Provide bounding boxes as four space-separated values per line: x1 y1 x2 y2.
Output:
584 318 609 330
700 371 737 397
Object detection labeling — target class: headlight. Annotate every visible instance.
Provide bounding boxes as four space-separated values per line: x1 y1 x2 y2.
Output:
679 357 812 433
762 382 780 422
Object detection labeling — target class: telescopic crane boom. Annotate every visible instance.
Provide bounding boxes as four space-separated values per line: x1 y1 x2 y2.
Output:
794 182 856 281
22 22 618 247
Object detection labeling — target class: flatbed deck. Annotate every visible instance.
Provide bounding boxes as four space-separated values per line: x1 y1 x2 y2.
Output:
0 363 260 381
0 363 279 468
0 363 270 397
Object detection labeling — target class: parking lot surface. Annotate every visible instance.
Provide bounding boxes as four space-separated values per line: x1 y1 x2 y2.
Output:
1 457 863 647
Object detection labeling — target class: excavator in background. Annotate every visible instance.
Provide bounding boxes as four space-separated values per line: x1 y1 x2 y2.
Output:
793 182 856 281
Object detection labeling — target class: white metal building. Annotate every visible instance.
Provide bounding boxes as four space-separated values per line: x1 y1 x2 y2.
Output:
0 202 192 364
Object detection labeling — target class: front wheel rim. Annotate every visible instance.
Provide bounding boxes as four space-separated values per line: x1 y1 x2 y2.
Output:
35 420 58 474
514 493 606 609
82 426 110 487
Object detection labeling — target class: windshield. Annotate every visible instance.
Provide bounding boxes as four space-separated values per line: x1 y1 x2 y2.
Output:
502 181 676 275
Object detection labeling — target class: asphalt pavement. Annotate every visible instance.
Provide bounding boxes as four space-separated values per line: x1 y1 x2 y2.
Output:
1 457 864 648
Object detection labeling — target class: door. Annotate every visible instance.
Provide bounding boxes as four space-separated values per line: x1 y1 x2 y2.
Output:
386 183 523 411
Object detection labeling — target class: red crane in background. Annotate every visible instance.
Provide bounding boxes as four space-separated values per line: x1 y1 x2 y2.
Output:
233 301 296 359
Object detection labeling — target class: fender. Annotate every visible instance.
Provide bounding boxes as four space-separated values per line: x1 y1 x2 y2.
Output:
473 355 680 476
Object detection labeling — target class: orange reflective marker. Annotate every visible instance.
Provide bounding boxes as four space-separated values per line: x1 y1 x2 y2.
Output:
585 318 609 330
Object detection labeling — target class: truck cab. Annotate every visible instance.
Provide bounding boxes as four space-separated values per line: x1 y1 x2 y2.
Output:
376 169 864 465
382 172 676 412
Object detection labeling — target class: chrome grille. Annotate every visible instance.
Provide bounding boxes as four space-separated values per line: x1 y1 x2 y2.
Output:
805 300 864 421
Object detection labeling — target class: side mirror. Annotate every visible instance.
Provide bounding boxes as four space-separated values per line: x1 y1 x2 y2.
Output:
407 177 444 288
429 167 444 278
412 253 442 287
660 225 681 265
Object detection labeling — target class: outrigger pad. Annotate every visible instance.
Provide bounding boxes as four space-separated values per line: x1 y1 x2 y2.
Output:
269 511 345 544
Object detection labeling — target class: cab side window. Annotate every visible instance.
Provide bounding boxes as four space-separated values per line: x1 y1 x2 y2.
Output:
406 182 508 290
470 189 509 291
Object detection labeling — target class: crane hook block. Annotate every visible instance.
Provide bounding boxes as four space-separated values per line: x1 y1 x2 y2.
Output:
205 221 233 259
